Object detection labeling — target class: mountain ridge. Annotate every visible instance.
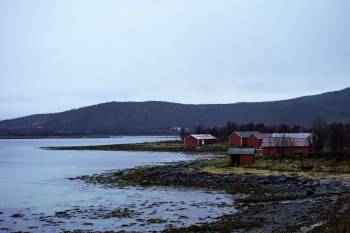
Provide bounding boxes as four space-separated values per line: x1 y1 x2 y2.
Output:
1 88 349 136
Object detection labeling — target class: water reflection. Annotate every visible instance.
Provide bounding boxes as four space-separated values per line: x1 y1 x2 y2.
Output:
0 137 236 232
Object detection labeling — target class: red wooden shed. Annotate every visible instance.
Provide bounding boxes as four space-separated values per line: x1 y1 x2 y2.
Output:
184 134 217 147
227 148 256 166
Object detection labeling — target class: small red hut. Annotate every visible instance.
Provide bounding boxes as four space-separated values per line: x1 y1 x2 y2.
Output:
184 134 217 147
227 148 256 166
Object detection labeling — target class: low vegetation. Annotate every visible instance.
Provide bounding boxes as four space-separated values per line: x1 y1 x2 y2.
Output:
44 140 229 154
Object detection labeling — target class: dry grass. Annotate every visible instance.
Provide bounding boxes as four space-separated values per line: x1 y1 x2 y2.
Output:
193 155 350 181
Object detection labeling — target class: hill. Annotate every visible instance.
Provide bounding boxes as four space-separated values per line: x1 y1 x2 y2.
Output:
0 88 349 136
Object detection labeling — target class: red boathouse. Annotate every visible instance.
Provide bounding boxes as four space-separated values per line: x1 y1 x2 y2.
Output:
227 148 256 166
184 134 217 147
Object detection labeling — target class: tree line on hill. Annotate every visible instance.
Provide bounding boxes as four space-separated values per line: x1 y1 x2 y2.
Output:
179 122 309 141
312 118 350 155
180 119 350 155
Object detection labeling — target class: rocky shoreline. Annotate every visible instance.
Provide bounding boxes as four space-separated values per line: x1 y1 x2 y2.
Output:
72 160 350 232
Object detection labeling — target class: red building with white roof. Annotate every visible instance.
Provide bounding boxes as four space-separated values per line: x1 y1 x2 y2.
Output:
261 133 313 156
184 134 217 147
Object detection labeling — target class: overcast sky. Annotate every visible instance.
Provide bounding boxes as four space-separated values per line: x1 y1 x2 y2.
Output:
1 0 350 120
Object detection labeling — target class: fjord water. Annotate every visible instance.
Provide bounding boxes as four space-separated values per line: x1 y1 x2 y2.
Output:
0 137 236 232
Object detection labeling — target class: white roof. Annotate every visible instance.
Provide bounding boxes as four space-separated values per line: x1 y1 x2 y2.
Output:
188 134 216 140
272 133 312 139
262 137 311 147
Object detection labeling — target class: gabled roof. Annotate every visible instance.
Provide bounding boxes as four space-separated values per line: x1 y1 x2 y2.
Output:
187 134 216 140
232 131 262 139
262 137 311 148
228 148 255 155
231 131 272 139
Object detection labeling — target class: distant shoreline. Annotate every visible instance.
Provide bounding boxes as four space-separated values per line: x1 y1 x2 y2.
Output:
43 140 228 154
0 135 177 140
0 135 114 139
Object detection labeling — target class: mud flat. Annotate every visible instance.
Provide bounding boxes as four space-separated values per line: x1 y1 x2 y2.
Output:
72 159 350 232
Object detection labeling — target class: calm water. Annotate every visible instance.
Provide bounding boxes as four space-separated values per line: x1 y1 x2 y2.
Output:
0 137 237 232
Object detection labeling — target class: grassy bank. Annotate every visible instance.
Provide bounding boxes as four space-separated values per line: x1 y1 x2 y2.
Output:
194 153 350 180
44 140 229 154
